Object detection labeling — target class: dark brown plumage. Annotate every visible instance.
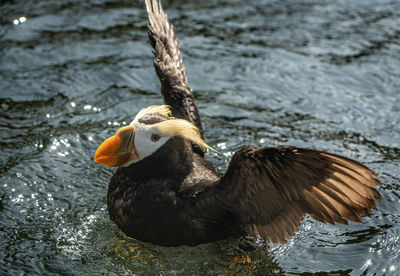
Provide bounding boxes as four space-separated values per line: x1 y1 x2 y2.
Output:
146 0 204 156
102 0 383 247
195 146 382 244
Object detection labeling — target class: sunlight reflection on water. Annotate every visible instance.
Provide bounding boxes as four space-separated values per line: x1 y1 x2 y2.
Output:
1 0 399 275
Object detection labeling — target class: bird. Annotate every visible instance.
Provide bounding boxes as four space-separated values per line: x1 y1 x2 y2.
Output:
94 0 383 247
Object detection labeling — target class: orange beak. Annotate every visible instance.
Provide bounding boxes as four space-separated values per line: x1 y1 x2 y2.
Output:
94 125 139 167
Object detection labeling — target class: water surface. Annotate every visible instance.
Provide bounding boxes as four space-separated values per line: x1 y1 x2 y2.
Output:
1 0 400 274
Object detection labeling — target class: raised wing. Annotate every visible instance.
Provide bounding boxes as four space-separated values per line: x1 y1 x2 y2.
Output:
195 146 383 244
145 0 203 136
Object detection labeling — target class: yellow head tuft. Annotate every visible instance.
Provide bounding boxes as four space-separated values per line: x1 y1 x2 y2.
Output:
133 105 172 121
132 105 218 153
153 119 216 153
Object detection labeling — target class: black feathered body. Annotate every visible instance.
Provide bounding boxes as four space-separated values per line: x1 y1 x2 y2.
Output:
107 137 239 246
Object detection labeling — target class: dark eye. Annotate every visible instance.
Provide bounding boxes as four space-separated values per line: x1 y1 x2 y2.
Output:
150 134 160 142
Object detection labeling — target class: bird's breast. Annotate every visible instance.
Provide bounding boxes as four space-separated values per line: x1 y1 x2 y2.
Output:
107 175 197 246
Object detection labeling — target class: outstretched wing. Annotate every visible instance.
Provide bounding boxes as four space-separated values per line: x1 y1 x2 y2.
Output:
195 146 383 244
145 0 203 135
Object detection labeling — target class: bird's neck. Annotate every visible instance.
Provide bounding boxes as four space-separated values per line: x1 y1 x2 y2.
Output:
119 136 193 181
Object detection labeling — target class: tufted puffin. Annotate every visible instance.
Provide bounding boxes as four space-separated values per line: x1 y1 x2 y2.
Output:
94 0 382 247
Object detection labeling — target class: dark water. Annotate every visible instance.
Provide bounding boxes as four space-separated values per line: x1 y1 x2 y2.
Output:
1 0 399 274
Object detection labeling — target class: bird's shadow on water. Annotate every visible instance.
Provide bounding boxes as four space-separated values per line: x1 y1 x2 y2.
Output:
55 205 282 274
108 232 284 275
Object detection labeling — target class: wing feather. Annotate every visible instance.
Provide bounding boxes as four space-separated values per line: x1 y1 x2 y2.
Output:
196 145 382 244
255 202 305 244
145 0 203 144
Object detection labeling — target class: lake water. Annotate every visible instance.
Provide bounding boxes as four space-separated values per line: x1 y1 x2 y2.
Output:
1 0 399 274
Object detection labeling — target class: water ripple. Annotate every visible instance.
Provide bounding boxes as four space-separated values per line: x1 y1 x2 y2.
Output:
1 0 399 275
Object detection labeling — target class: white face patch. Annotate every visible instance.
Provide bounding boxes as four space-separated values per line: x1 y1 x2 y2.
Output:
124 122 170 165
121 105 211 167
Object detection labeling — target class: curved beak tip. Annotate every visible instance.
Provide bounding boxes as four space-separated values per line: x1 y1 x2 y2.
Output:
94 125 137 167
94 135 122 167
